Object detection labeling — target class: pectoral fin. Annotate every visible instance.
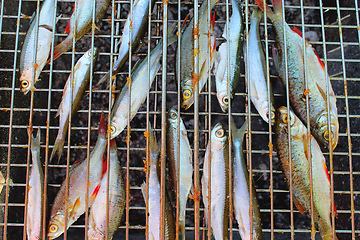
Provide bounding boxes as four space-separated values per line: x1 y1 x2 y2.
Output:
316 82 327 102
293 196 305 214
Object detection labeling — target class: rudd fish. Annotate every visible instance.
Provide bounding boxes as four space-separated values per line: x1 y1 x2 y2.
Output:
214 0 243 112
19 0 57 94
275 106 338 240
50 0 111 61
166 108 193 240
47 114 107 239
255 0 339 149
50 48 99 162
141 125 176 240
230 118 262 240
27 129 44 240
244 7 275 124
202 123 229 240
88 139 126 239
177 0 217 110
109 27 177 139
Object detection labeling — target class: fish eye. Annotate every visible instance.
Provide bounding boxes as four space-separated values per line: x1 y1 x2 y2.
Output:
49 224 58 233
215 128 224 138
270 111 275 120
323 131 330 141
170 111 177 119
183 89 191 100
222 96 229 105
21 81 29 88
282 114 288 124
110 125 117 135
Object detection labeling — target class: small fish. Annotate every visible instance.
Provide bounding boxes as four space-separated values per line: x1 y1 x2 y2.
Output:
166 108 193 240
275 106 338 240
202 123 229 240
88 139 126 240
141 125 176 240
177 0 217 110
19 0 57 94
255 0 339 149
244 7 275 124
98 0 156 85
109 27 177 139
50 48 99 162
47 114 107 239
27 129 44 240
230 118 262 240
214 0 243 112
50 0 111 61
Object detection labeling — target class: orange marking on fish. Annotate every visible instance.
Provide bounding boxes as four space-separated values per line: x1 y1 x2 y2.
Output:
303 89 310 96
192 72 198 86
182 14 190 28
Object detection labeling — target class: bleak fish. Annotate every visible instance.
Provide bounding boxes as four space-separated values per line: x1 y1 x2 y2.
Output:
202 123 229 240
27 129 44 240
88 139 126 239
47 114 107 239
255 0 339 149
19 0 57 94
166 108 193 240
230 118 262 240
275 106 338 240
50 48 99 162
214 0 243 112
244 7 275 124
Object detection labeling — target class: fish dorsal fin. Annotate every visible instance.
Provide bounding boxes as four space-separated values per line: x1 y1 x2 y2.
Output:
69 197 81 220
313 50 325 70
64 20 71 35
293 196 305 214
315 82 327 102
291 26 303 38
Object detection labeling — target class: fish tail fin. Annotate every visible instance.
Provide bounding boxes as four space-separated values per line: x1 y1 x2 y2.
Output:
254 0 275 18
146 124 160 161
140 182 147 203
50 137 65 163
230 116 248 141
167 22 179 46
96 71 112 88
252 6 263 20
47 36 73 64
30 129 41 155
98 112 107 137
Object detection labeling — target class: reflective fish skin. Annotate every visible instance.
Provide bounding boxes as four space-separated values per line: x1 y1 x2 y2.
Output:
98 0 155 84
166 108 193 240
51 0 111 61
50 48 99 162
47 114 107 239
27 129 44 240
214 0 243 112
177 0 217 110
255 0 338 150
230 118 262 240
141 125 176 240
88 139 126 240
275 106 338 240
245 7 275 124
202 123 229 240
19 0 57 94
109 28 177 139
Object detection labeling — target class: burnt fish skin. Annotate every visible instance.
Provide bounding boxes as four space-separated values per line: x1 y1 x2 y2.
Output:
50 48 99 162
19 0 57 94
275 106 338 240
255 0 339 150
27 129 44 240
47 114 107 239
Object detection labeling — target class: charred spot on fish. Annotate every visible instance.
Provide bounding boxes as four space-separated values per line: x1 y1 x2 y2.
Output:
21 80 29 89
49 224 58 233
215 129 224 138
183 89 191 100
170 111 177 119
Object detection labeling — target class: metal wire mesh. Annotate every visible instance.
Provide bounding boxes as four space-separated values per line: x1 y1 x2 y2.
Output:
0 0 359 239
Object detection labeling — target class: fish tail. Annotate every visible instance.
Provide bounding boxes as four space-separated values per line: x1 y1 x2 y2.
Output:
98 112 107 137
50 137 65 162
96 71 112 87
167 22 179 46
252 6 263 21
230 116 248 141
30 129 41 154
145 123 160 164
48 36 73 63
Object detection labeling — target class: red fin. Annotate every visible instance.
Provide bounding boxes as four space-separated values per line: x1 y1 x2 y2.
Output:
211 12 215 30
110 138 116 148
47 37 73 64
291 26 303 38
99 112 106 136
73 158 84 167
90 183 101 203
254 0 266 11
102 156 107 177
272 0 282 12
64 21 71 35
182 14 190 28
294 197 305 214
314 50 325 70
323 162 330 182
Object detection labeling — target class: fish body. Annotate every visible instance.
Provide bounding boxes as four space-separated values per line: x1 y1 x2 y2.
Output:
19 0 57 94
141 125 176 240
177 0 217 110
275 106 337 240
166 108 193 240
214 0 243 112
27 130 44 240
51 0 110 61
50 48 99 161
47 114 107 239
255 0 338 149
88 139 126 240
231 118 262 240
202 123 229 240
244 7 275 124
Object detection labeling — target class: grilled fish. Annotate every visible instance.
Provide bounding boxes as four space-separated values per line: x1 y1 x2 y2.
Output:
47 114 107 239
27 129 44 240
230 118 262 240
255 0 339 149
19 0 57 94
275 106 338 240
166 108 193 240
177 0 217 110
88 139 126 239
214 0 243 112
202 123 229 240
50 48 99 162
51 0 111 61
244 7 275 124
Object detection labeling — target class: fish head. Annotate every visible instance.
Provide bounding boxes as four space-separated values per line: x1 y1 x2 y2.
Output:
47 214 65 239
167 108 179 124
211 122 228 150
84 47 99 63
316 113 339 150
110 121 120 139
276 106 298 134
268 106 276 125
217 90 229 112
180 78 194 110
19 69 35 94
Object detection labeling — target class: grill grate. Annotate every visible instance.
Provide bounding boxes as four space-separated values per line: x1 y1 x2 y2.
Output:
0 0 359 239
